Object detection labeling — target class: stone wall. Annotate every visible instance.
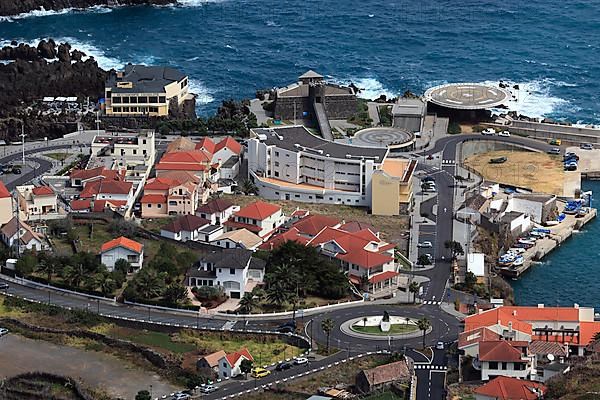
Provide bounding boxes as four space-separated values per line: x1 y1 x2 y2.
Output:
274 96 311 120
323 95 358 119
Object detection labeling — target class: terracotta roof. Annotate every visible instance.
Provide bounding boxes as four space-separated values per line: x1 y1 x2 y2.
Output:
70 167 123 182
360 360 410 387
195 137 216 154
93 199 127 212
159 150 210 164
159 170 201 185
166 137 195 153
339 221 377 234
479 340 526 362
579 321 600 346
474 376 546 400
368 271 399 284
214 137 242 155
290 209 309 218
223 220 263 234
144 177 179 191
140 194 167 203
162 215 210 233
101 236 143 254
258 227 309 250
156 162 207 172
528 341 568 357
223 348 253 367
196 198 234 214
0 181 11 198
32 186 54 196
292 214 340 236
214 228 263 249
234 201 281 220
458 327 502 349
80 179 132 198
70 199 92 210
499 306 581 322
464 308 533 335
200 350 226 368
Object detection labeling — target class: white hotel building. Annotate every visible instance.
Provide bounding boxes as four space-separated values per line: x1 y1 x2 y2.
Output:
246 126 415 214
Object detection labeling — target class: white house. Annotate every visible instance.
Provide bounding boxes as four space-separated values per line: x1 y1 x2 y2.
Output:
0 217 45 252
479 340 534 381
100 236 144 272
217 348 253 379
223 200 284 239
16 185 59 221
186 248 265 299
160 215 211 242
196 198 238 226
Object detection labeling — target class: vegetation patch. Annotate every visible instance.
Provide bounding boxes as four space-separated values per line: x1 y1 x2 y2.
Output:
351 324 418 335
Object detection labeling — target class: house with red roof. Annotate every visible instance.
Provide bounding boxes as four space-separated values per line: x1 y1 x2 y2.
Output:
100 236 144 272
217 348 253 379
160 214 223 243
474 376 546 400
196 198 239 225
1 217 45 252
223 200 284 239
478 340 533 380
0 181 13 226
141 175 201 218
75 178 134 213
16 185 59 220
155 150 212 180
69 166 125 188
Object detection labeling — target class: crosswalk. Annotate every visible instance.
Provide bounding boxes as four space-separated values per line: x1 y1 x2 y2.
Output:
422 301 441 305
441 159 455 165
222 320 237 330
414 364 448 370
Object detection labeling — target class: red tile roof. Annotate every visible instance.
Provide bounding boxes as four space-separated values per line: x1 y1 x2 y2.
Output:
195 137 216 154
292 214 340 236
479 340 527 362
32 186 54 196
223 348 253 367
162 215 210 233
93 199 127 212
290 209 309 218
196 198 234 214
70 167 123 182
0 181 11 198
144 177 179 191
70 199 92 211
80 179 133 198
234 201 281 220
499 306 581 322
101 236 143 254
140 194 167 203
258 227 310 250
215 137 242 155
160 150 211 164
368 271 399 284
458 327 502 349
464 308 534 335
474 376 546 400
223 220 263 234
156 162 207 172
340 221 377 234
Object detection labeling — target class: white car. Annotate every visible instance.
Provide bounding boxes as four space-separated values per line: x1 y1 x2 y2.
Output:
436 341 444 350
294 357 309 365
418 241 433 248
481 128 495 135
498 130 511 137
0 328 8 336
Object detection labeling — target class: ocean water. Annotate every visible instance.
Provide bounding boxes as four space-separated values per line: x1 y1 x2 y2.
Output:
0 0 598 122
511 180 600 309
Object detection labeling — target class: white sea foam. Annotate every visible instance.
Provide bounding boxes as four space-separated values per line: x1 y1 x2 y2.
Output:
0 5 111 22
188 79 215 105
176 0 227 6
336 77 397 101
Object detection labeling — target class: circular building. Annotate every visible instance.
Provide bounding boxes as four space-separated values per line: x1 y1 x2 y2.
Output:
424 83 510 110
352 127 415 151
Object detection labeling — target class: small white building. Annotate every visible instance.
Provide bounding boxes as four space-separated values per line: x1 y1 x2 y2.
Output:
0 217 45 252
467 253 486 284
160 215 211 242
16 185 59 221
211 228 263 251
100 236 144 272
217 348 253 379
223 200 284 239
196 198 238 226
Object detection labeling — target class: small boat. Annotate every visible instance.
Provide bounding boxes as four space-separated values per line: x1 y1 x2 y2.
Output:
512 256 525 266
546 220 559 226
518 238 536 245
533 228 551 234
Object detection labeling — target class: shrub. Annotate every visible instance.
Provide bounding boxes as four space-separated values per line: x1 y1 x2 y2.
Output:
448 122 462 134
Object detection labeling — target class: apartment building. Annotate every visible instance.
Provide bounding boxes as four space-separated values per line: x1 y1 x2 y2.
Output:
246 126 415 215
104 65 192 117
90 130 156 166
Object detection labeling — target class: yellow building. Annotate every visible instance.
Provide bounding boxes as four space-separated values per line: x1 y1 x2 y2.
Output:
371 158 416 216
104 65 192 117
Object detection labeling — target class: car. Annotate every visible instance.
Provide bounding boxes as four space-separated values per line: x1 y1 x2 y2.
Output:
276 320 296 333
294 357 309 365
481 128 495 135
436 341 445 350
199 385 218 394
549 139 562 145
580 143 594 150
251 367 271 378
13 168 21 174
0 282 8 290
422 176 435 182
424 254 433 261
564 152 579 159
417 241 433 248
547 147 561 155
489 156 507 164
173 393 190 400
275 362 292 371
564 163 577 171
498 130 511 137
0 328 8 336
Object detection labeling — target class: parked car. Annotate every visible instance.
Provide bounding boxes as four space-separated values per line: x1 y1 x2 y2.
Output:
199 385 218 394
481 128 495 135
0 282 8 290
547 147 561 155
276 320 296 333
275 362 293 371
436 341 445 350
0 328 8 336
417 241 433 248
549 138 562 145
564 152 579 161
251 367 271 378
580 143 594 150
498 130 511 137
564 162 578 171
294 357 309 365
173 393 190 400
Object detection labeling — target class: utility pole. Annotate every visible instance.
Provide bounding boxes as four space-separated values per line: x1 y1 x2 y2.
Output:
20 123 25 167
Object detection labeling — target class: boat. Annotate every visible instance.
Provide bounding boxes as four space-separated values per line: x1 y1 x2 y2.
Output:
533 228 551 234
518 238 536 245
546 220 560 226
512 256 525 266
498 254 516 266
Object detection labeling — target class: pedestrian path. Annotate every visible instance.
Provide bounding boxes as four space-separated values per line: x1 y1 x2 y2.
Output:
442 159 455 165
422 301 441 305
414 364 448 370
222 320 237 330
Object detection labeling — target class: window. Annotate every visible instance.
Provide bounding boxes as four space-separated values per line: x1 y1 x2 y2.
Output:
121 97 129 103
275 161 280 167
275 151 279 157
130 97 137 103
501 362 507 370
147 204 152 208
133 149 137 155
294 194 300 198
230 268 235 275
157 204 162 208
149 106 158 113
149 96 158 103
138 97 147 103
159 96 166 103
112 97 121 104
489 362 498 369
274 171 279 177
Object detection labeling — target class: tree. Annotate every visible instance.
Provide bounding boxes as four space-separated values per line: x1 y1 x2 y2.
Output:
593 331 600 342
241 179 258 195
62 264 86 288
321 318 334 355
132 270 165 300
240 358 253 379
135 390 151 400
266 282 288 307
416 317 431 348
36 255 56 283
444 240 464 260
114 259 131 275
238 292 256 314
409 281 420 303
15 253 37 276
96 272 117 296
464 271 477 289
363 317 368 327
417 254 431 267
164 282 188 305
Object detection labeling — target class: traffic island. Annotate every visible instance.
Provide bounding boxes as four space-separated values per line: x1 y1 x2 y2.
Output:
340 313 429 340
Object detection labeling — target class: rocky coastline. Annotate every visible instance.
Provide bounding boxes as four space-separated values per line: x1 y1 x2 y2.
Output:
0 0 175 17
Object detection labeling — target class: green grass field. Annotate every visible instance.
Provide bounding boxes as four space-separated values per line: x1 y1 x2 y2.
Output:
351 323 418 335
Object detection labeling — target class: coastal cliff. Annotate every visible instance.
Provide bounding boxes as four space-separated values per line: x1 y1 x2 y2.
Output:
0 0 174 17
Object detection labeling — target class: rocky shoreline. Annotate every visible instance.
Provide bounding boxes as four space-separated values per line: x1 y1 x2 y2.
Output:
0 0 175 17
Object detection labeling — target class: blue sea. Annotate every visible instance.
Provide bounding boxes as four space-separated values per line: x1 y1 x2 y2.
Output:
0 0 599 123
1 0 600 306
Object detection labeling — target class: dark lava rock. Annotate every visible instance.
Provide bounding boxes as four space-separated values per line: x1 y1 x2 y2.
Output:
37 39 56 59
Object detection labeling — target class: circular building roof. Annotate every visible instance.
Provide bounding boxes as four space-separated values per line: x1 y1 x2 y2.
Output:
424 83 510 110
352 127 415 150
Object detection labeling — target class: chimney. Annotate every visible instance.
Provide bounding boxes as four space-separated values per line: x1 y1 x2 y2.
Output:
538 304 544 308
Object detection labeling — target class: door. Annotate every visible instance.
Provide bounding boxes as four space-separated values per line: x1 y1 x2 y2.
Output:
230 291 241 299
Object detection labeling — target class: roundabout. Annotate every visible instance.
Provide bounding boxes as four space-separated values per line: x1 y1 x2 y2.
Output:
352 127 415 150
341 313 427 340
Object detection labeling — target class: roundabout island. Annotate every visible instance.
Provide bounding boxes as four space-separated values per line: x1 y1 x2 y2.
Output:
341 311 429 340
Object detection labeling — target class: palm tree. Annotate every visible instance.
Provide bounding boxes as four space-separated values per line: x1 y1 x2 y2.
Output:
96 272 116 296
135 270 164 299
409 282 420 303
593 331 600 342
62 264 86 288
416 317 431 348
36 257 55 283
241 179 259 195
405 317 410 327
289 292 300 322
238 292 256 314
363 317 368 327
321 318 334 355
266 283 288 308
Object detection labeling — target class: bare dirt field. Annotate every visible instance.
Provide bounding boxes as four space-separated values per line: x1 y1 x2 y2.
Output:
463 150 566 195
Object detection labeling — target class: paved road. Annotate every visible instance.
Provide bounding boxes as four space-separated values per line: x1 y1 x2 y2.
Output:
0 144 72 190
